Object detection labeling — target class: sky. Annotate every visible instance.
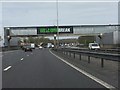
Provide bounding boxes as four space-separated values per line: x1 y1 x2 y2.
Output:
0 0 119 46
1 0 119 27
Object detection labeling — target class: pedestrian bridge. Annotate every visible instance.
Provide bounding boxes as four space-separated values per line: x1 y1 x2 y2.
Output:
4 24 119 46
4 24 119 37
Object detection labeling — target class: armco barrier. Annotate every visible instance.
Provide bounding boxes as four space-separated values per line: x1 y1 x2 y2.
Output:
53 48 120 68
65 47 120 54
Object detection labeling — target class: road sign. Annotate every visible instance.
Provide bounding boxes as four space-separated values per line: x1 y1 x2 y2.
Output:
37 27 73 34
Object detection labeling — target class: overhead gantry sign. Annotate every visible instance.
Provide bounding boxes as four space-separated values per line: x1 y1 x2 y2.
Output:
37 26 73 34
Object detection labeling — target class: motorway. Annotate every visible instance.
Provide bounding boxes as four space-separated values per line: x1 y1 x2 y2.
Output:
2 48 112 88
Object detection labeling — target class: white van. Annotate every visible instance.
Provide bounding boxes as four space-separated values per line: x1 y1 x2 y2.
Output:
30 43 35 49
88 43 100 50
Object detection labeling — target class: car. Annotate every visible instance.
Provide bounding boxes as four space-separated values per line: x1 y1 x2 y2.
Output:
49 45 54 48
30 43 35 49
39 46 43 49
51 45 54 48
23 45 32 52
88 43 100 50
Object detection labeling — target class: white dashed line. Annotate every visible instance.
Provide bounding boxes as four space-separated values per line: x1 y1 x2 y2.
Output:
4 66 12 72
49 49 115 89
21 58 24 61
27 55 29 56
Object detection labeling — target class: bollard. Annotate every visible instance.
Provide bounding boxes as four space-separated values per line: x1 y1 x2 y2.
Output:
88 56 90 63
66 52 68 56
79 54 81 60
101 58 104 68
69 52 71 57
73 53 75 58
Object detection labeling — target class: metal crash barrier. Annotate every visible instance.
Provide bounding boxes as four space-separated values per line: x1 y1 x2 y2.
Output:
53 48 120 68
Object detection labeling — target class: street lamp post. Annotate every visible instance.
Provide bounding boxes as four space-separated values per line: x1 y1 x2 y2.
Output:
7 35 11 49
56 0 59 48
0 36 3 48
0 36 3 41
6 28 11 49
54 34 57 48
98 33 103 48
92 27 96 43
100 33 103 47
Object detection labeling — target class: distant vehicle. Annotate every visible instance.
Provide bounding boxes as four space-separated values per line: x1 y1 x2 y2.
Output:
23 45 32 52
47 43 53 48
31 43 35 49
43 45 47 48
51 45 54 48
39 46 43 49
49 45 54 48
88 43 100 50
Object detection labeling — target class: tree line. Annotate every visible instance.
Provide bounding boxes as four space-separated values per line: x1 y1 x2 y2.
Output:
19 35 95 46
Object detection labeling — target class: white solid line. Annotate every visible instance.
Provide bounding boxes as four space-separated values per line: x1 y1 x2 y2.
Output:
4 66 12 71
49 49 115 89
21 58 24 61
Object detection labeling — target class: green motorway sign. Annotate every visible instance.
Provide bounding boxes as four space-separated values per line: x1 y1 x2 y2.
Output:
37 27 73 34
37 27 58 34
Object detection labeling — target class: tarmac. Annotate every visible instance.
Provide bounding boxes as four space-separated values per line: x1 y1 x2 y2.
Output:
52 49 119 89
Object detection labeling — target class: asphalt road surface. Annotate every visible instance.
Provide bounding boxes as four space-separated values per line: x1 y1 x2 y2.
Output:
2 48 108 88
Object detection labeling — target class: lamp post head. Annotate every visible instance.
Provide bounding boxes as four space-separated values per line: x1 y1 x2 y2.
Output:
7 35 11 40
7 35 10 38
100 33 103 36
54 34 57 37
98 33 103 39
6 27 10 30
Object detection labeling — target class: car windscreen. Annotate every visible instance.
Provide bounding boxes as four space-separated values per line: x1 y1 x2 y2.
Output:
92 44 98 46
24 45 31 48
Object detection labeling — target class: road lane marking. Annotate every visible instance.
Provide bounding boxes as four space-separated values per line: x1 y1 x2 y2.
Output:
49 49 115 89
3 50 20 53
21 58 24 61
4 66 12 71
27 55 29 56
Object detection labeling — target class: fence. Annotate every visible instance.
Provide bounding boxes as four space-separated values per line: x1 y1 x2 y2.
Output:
53 48 120 68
